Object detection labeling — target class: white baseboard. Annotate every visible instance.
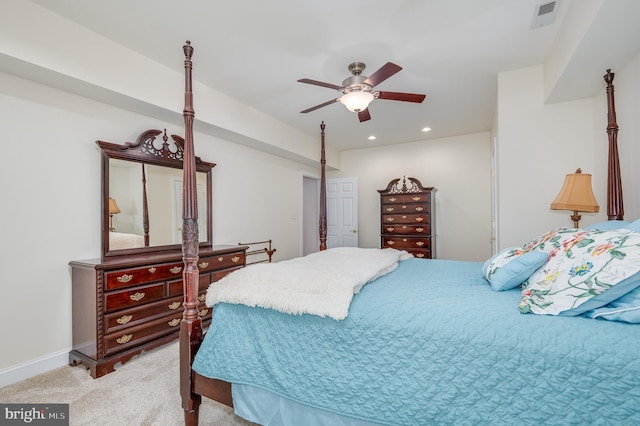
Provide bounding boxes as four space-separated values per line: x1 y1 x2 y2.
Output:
0 348 71 388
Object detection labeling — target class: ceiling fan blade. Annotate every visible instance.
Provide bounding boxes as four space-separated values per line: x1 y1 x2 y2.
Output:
363 62 402 88
297 78 343 91
358 109 371 122
300 98 340 114
377 91 426 103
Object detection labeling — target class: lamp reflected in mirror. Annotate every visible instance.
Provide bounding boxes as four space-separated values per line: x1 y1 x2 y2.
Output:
108 197 121 232
550 168 599 228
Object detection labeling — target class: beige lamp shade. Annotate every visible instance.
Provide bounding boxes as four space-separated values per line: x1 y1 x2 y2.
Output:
550 169 599 213
108 197 121 215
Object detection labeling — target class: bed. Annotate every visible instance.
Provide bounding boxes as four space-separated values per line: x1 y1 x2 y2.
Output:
177 43 638 425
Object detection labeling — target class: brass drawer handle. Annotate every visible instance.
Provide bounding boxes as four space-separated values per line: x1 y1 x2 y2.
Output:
170 266 182 274
168 301 181 310
198 294 206 302
415 207 424 212
412 196 421 201
117 274 133 283
416 227 424 232
416 217 424 222
129 292 145 302
116 314 133 325
386 218 395 222
148 267 157 273
198 309 209 317
232 256 240 263
387 241 395 245
386 207 394 212
218 257 224 262
389 197 397 202
116 334 132 344
403 239 408 242
386 227 395 232
168 318 180 327
416 253 425 258
198 261 209 269
416 241 425 246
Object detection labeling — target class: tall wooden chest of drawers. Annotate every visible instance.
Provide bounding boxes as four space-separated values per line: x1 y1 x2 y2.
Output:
378 177 436 259
69 245 246 378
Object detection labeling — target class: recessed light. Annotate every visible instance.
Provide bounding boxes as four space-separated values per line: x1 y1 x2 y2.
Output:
421 127 431 132
368 135 376 140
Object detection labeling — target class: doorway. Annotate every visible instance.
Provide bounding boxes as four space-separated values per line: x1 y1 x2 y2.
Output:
326 177 358 248
302 175 359 255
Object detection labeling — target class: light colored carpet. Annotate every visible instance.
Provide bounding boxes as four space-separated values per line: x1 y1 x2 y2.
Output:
0 341 257 426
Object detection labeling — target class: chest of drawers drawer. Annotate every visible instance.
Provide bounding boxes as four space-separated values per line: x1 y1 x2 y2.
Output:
382 204 429 214
382 236 431 250
382 213 429 224
382 224 431 235
382 194 429 204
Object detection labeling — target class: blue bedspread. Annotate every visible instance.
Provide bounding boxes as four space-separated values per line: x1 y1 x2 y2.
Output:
193 258 640 425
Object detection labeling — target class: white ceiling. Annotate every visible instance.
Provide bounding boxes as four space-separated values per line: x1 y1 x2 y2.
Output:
29 0 640 151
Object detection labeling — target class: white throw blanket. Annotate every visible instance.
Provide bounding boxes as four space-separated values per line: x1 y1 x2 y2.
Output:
205 247 412 320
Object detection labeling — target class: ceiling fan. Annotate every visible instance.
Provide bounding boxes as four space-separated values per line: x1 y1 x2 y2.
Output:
298 61 426 122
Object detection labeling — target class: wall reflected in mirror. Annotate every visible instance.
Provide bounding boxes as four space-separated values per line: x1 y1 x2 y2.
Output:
109 158 208 250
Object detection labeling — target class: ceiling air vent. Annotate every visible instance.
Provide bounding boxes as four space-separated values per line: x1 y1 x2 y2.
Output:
531 0 560 29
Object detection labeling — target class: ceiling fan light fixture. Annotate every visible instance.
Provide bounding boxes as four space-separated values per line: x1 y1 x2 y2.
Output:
340 91 374 112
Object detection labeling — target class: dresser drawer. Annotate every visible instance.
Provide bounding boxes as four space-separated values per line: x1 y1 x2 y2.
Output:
104 283 165 312
382 224 431 235
382 214 429 224
104 295 184 333
383 236 431 250
168 273 211 297
104 262 183 290
104 312 182 356
212 266 243 283
197 251 245 272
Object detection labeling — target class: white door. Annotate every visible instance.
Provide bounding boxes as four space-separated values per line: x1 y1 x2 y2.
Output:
326 177 358 248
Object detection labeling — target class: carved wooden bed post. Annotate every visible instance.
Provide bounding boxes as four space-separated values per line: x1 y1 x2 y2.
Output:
141 164 150 246
179 40 203 426
604 69 624 220
319 121 327 251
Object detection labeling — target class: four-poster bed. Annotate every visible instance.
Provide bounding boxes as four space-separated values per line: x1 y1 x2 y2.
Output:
178 43 640 425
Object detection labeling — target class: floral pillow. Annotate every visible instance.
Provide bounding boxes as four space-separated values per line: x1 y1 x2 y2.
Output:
482 247 547 291
521 227 583 253
519 228 640 316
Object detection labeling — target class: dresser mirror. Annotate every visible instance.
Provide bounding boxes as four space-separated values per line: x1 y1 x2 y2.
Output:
99 129 214 258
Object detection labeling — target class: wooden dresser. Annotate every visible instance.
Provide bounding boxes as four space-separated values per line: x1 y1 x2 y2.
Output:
378 177 436 259
69 245 246 378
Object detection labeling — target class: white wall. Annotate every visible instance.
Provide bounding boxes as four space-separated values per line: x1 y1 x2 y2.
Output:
496 65 598 247
329 132 493 261
0 72 316 380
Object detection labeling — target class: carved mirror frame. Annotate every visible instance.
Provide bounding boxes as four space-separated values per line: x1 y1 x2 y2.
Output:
98 129 214 259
